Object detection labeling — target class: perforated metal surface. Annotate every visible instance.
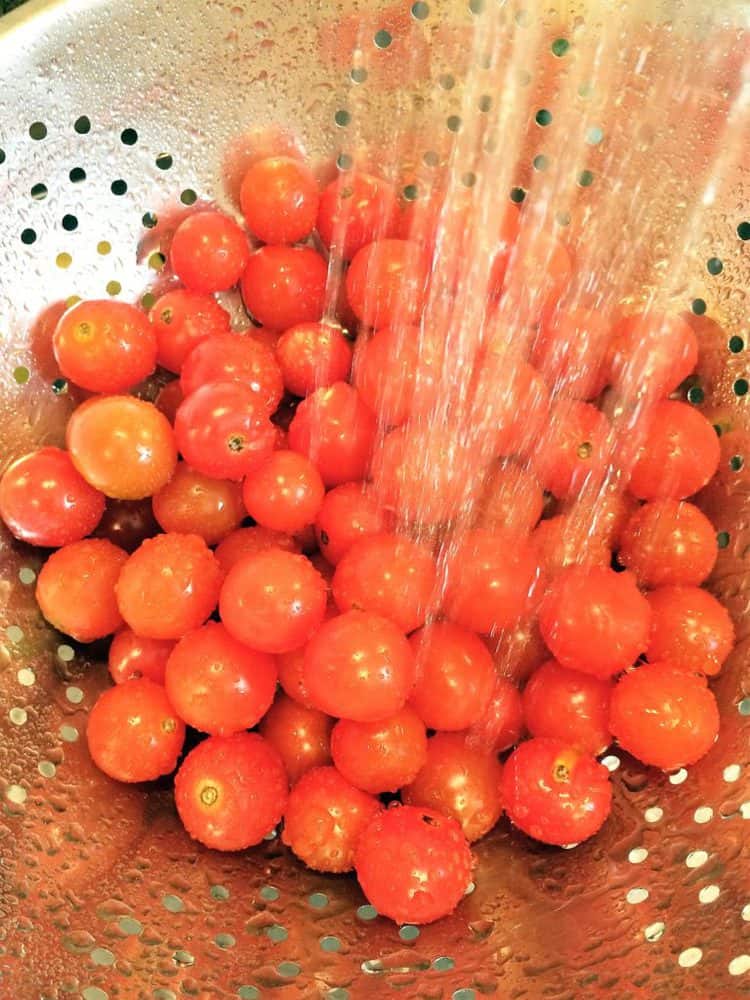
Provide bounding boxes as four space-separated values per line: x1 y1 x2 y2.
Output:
1 1 749 997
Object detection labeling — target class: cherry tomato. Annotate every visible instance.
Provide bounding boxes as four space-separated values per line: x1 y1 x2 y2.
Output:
475 461 544 537
277 645 316 709
180 332 284 414
282 766 382 873
0 446 105 547
355 805 473 925
67 395 177 500
154 379 185 423
304 610 416 722
36 538 127 642
409 622 495 730
345 239 428 328
174 380 277 481
618 500 717 587
259 693 333 784
532 307 611 400
315 483 391 565
402 732 504 843
534 400 611 499
116 532 222 640
502 230 572 320
608 312 698 399
149 289 231 373
108 628 174 685
317 172 399 260
397 184 475 253
92 498 160 553
539 565 651 678
275 321 353 397
464 675 523 753
523 660 613 755
610 661 719 770
219 547 327 653
53 299 157 393
532 514 612 577
354 324 443 427
214 525 299 576
170 211 250 294
628 401 720 500
560 485 640 549
240 155 319 244
502 738 612 846
87 679 185 783
332 532 437 634
330 706 427 794
240 245 327 330
242 450 325 534
152 462 245 545
174 732 288 850
490 615 549 685
646 585 734 676
469 346 550 458
288 382 376 487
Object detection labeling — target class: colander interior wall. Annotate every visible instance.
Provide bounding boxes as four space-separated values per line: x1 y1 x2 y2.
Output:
1 1 749 997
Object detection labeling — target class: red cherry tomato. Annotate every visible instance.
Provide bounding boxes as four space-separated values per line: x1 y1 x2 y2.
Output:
502 738 612 846
108 628 174 685
490 615 549 685
154 379 185 423
174 732 288 850
532 307 611 400
277 645 316 709
523 660 613 755
288 382 376 487
475 461 544 537
560 486 640 549
219 548 327 654
354 324 443 427
242 450 325 534
618 500 717 587
345 239 428 328
214 525 300 576
610 661 719 769
409 622 495 730
240 245 327 330
174 380 277 481
464 675 523 753
470 346 550 459
398 184 475 254
304 610 416 722
258 693 333 784
355 805 473 925
275 321 353 397
532 514 612 577
608 312 698 399
534 400 611 499
315 482 391 565
92 498 160 553
149 289 231 373
170 211 250 294
53 299 157 393
116 533 222 640
502 230 572 320
628 401 720 500
330 706 427 794
87 679 185 783
0 446 105 547
152 462 246 545
240 156 319 245
402 732 504 843
646 585 734 676
317 172 399 260
36 538 127 642
67 395 177 500
180 332 284 414
539 565 651 678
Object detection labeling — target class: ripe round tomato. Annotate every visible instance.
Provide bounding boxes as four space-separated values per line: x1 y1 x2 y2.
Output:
532 307 611 401
108 628 174 685
170 211 250 294
560 485 640 549
277 644 316 709
330 706 427 794
180 332 284 414
332 532 437 634
317 172 399 260
66 395 177 500
502 738 612 846
282 766 382 873
288 382 376 487
53 299 157 393
608 312 698 399
174 732 288 850
240 156 319 244
628 400 720 500
304 610 416 722
346 239 428 328
534 400 611 499
610 661 719 769
240 245 327 330
92 498 160 553
242 450 325 534
259 693 333 784
36 538 127 642
87 679 185 783
469 346 550 459
149 289 231 373
0 446 105 547
155 379 185 423
116 532 222 640
174 380 277 481
539 565 651 678
355 805 473 925
409 622 495 730
475 461 544 537
214 525 299 575
618 500 717 587
152 462 246 545
646 585 734 676
532 514 612 577
219 547 327 653
464 675 523 753
275 321 353 397
315 482 391 565
354 324 443 427
523 660 613 755
402 732 504 843
502 230 572 320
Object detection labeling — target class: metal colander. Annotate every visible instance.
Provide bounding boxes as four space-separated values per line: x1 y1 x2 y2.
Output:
1 0 749 997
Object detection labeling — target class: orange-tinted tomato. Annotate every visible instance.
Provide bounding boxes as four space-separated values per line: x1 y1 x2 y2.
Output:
259 692 333 784
108 628 175 685
628 400 720 500
152 462 246 545
618 500 717 588
646 585 734 676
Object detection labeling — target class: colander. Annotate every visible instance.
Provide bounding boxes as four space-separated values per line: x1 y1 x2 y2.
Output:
1 0 749 997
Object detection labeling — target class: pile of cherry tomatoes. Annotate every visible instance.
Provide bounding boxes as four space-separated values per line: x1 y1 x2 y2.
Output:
0 148 732 926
